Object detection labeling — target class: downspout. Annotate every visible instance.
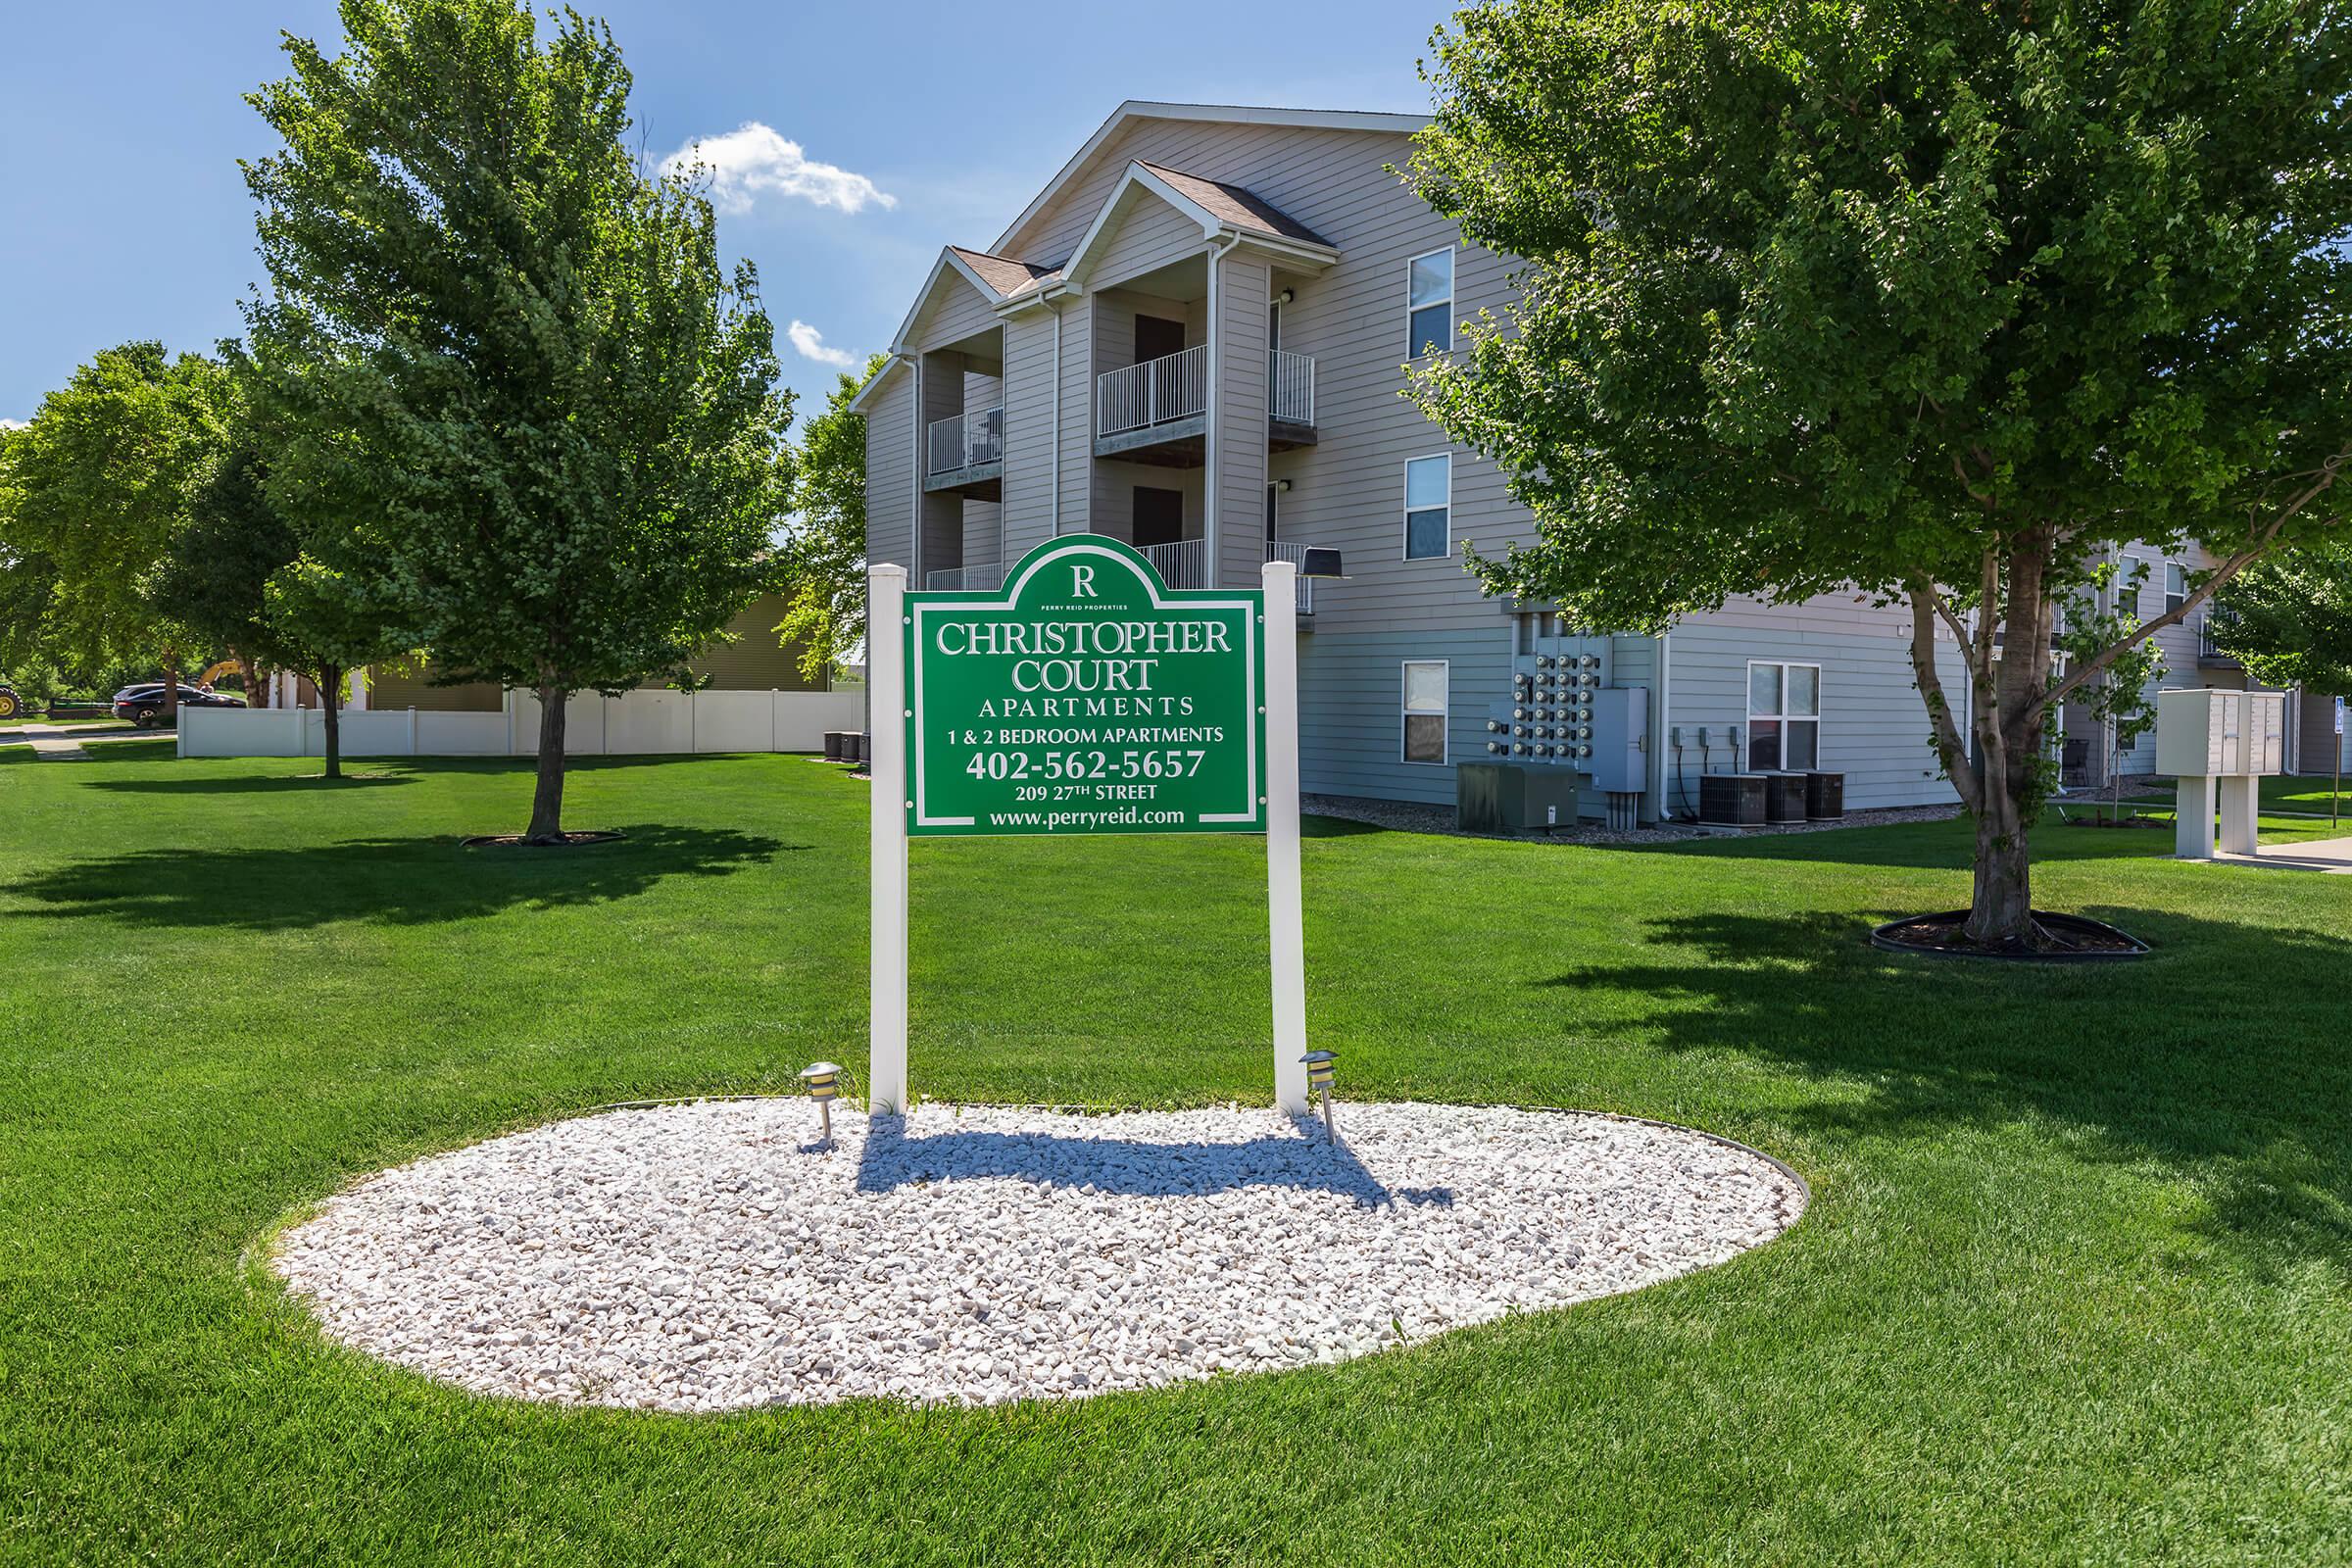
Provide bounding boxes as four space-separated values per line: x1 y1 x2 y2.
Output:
1050 300 1063 536
908 355 923 585
1651 631 1673 823
1202 229 1241 583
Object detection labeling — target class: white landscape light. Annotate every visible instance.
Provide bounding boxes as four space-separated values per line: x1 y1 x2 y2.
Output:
799 1061 843 1147
1299 1050 1339 1140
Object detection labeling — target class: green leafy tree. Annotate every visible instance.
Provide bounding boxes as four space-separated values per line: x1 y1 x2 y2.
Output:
2211 539 2352 698
1408 0 2352 947
0 344 232 722
244 0 795 840
775 355 884 682
157 434 416 779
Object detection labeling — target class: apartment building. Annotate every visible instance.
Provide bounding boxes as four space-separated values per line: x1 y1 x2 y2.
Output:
860 101 2118 821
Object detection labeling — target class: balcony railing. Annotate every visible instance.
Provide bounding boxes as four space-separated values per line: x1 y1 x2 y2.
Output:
927 406 1004 474
1269 350 1314 425
1097 345 1206 437
2198 612 2241 663
1139 538 1207 590
1265 540 1315 614
923 563 1004 593
1094 345 1317 440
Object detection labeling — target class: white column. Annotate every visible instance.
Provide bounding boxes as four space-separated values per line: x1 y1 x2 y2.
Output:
868 564 911 1115
1263 559 1310 1114
2176 773 2218 859
2218 775 2259 855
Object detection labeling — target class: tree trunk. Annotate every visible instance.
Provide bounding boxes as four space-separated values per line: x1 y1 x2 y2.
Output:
162 647 179 726
319 663 343 781
1965 793 2034 945
237 651 261 709
526 683 567 843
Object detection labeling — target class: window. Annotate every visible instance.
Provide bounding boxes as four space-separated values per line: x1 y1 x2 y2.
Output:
1747 661 1821 771
1407 248 1453 358
2164 560 2188 615
1404 454 1450 560
1402 661 1449 764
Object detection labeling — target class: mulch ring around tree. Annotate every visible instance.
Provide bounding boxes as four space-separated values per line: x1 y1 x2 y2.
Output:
461 830 628 849
1870 909 2151 962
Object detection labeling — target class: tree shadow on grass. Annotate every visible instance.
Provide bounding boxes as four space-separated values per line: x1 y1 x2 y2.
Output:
1541 907 2352 1282
5 824 795 931
82 774 416 795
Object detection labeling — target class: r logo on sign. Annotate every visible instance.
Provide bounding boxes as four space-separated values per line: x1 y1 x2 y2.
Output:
1070 564 1097 599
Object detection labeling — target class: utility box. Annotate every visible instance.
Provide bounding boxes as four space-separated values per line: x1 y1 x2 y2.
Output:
1456 761 1582 832
1587 687 1649 794
2155 688 2283 859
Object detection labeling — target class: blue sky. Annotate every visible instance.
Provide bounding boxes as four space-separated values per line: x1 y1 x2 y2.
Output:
0 0 1445 427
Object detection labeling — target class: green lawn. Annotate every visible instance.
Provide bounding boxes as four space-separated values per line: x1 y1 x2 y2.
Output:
3 744 2348 1565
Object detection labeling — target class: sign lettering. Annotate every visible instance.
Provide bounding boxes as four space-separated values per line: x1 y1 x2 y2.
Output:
904 536 1267 836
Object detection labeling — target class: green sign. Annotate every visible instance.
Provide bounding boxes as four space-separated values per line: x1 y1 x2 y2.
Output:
903 535 1267 837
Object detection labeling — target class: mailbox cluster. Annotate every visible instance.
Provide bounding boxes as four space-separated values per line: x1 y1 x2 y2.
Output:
1487 652 1606 763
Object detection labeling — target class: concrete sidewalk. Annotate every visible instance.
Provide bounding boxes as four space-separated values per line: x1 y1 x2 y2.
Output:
2211 837 2352 874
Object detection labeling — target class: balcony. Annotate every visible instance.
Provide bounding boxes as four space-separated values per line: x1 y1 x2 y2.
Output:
1266 540 1315 616
1130 538 1314 614
2198 613 2242 667
1138 538 1207 589
924 406 1004 499
1093 347 1316 466
923 563 1004 593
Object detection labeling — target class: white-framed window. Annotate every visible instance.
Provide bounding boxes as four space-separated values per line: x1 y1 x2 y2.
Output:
1402 660 1449 763
1747 660 1821 771
1403 453 1451 561
1407 247 1453 358
2164 560 2188 615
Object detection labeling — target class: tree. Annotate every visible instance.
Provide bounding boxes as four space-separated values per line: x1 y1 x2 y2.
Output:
244 0 795 841
774 355 884 682
2211 539 2352 698
156 432 416 779
0 344 231 723
1408 0 2352 948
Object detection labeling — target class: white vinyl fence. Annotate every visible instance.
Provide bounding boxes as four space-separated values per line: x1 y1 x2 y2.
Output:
178 688 868 760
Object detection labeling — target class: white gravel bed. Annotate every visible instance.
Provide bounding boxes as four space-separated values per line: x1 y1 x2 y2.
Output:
274 1100 1804 1413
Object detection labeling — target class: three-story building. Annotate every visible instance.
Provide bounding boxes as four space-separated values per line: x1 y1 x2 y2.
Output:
861 102 2317 821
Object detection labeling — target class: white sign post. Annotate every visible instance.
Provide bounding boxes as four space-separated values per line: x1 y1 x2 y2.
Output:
868 564 910 1115
863 550 1310 1117
1262 558 1311 1115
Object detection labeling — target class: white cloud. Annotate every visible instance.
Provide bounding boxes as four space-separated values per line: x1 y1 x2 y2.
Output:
0 418 27 430
786 319 859 369
661 123 897 218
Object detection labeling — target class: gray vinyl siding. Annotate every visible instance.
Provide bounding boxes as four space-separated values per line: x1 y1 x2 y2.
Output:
1087 193 1205 290
1000 311 1057 557
1298 627 1510 807
2301 691 2350 773
1662 622 1964 809
1211 250 1271 588
864 367 913 576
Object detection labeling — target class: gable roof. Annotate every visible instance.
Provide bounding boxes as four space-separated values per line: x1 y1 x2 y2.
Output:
946 245 1056 298
991 101 1427 257
1133 163 1330 247
1060 161 1341 291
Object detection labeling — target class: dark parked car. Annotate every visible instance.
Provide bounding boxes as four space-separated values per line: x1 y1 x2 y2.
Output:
113 683 246 728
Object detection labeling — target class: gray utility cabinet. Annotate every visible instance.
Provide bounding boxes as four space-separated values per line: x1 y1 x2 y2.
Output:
1456 762 1582 833
1586 687 1649 794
